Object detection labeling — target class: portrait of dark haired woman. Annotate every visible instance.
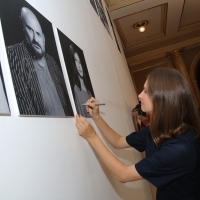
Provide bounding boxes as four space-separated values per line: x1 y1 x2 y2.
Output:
69 44 92 117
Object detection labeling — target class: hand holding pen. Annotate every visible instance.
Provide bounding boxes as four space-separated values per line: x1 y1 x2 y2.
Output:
82 97 104 118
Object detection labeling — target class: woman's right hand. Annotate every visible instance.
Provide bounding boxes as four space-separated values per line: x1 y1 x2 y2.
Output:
85 97 100 119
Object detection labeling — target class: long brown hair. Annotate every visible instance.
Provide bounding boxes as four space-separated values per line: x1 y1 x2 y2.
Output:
147 67 200 146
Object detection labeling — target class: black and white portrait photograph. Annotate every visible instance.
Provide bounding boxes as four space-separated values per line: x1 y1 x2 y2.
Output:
57 29 95 118
89 0 111 35
0 0 74 117
0 63 10 115
96 0 110 32
90 0 98 15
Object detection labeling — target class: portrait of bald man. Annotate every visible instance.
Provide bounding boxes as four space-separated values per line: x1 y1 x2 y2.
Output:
0 2 74 116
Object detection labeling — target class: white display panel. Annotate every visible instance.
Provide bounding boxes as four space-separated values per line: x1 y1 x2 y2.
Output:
0 0 152 199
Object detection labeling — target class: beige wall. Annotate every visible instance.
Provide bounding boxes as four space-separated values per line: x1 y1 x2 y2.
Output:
0 0 151 200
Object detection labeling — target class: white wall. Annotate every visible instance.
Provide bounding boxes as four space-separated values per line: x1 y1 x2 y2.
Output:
0 0 152 199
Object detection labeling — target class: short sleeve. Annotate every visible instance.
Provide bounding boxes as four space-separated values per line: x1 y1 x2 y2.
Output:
135 137 196 188
126 126 150 152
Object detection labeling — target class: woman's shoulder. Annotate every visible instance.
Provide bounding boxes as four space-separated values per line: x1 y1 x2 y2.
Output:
162 129 198 153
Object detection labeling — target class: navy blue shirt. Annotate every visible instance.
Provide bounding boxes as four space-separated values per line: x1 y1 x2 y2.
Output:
126 126 200 200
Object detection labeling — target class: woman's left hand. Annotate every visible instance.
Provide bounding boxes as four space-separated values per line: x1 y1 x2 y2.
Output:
137 115 150 126
75 114 96 140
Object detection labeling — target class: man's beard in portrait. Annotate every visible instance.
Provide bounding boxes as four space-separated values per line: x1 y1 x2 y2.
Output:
32 40 45 58
27 38 45 58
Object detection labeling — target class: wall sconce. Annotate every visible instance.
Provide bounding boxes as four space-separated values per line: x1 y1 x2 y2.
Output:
133 20 148 33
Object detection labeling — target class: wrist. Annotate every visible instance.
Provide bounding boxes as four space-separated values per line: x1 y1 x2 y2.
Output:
92 113 101 121
87 133 99 144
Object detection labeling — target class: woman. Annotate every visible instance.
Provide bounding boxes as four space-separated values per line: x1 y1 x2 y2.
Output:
75 67 200 200
69 44 92 117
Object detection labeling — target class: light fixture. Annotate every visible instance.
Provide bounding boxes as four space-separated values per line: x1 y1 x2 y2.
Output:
133 20 148 33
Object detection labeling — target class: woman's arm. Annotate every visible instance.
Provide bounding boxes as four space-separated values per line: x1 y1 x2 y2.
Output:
75 114 143 183
85 97 130 149
92 114 129 149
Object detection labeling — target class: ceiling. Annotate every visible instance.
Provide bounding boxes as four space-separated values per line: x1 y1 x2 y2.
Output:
105 0 200 67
